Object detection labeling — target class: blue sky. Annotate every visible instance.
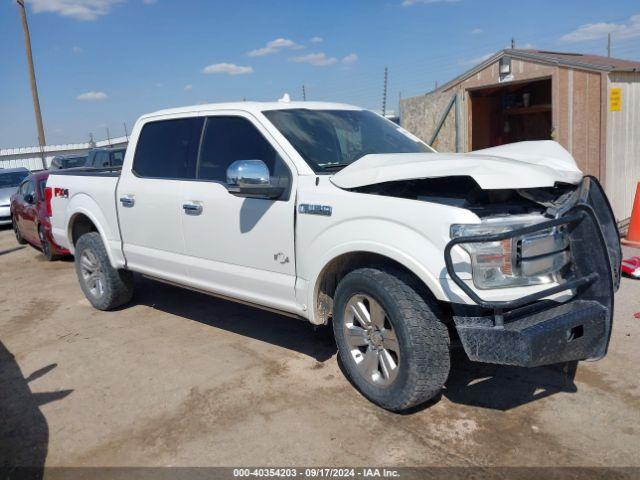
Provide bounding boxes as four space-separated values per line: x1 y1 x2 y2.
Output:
1 0 639 148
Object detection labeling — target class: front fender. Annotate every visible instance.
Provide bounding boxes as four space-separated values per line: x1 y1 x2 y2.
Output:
301 218 450 324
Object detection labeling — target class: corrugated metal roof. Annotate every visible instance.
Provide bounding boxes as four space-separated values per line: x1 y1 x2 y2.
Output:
437 49 640 92
515 49 640 72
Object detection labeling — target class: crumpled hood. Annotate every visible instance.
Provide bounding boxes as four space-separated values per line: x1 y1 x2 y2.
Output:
331 140 583 190
0 187 18 206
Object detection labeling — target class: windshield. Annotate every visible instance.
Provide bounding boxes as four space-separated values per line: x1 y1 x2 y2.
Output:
263 109 432 172
0 171 29 188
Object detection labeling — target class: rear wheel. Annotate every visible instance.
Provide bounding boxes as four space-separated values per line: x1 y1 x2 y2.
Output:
13 217 26 245
75 232 134 310
38 226 57 261
333 267 450 412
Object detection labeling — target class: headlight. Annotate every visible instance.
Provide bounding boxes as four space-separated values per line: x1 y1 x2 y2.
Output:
450 216 570 289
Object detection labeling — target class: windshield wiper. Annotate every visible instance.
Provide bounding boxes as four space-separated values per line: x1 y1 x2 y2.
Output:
319 163 352 172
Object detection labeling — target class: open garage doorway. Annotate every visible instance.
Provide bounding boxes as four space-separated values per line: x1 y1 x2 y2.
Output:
469 78 552 150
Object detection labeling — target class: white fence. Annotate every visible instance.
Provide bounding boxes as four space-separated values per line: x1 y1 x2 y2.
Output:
0 136 128 171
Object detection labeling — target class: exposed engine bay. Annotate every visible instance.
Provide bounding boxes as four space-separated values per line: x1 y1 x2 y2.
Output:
350 176 578 218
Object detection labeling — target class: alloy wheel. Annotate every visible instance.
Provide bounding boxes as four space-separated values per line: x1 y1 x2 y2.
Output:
80 249 105 298
343 294 400 387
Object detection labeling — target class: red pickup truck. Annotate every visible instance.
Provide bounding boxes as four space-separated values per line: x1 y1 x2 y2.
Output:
11 170 69 261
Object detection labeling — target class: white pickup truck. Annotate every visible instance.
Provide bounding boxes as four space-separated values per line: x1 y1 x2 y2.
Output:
48 100 621 411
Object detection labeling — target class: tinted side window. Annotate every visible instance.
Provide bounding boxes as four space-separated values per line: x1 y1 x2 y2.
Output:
197 116 288 183
26 179 35 197
95 152 108 167
111 150 125 167
133 118 204 179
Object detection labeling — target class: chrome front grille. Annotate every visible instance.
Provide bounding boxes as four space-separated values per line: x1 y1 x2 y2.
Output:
518 228 570 277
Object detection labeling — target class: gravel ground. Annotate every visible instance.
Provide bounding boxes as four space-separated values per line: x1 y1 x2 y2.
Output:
1 226 639 469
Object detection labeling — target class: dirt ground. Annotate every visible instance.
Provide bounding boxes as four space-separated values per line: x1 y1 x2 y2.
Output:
1 225 639 469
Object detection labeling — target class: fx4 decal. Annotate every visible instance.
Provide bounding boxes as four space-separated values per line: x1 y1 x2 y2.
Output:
53 188 69 198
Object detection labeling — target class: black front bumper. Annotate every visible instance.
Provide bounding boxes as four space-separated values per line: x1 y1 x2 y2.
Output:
454 300 608 367
445 177 620 367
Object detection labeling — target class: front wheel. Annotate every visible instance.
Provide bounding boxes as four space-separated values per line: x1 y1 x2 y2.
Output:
333 267 450 412
74 232 134 310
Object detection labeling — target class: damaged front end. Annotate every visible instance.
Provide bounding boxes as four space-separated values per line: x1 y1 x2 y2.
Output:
332 142 619 368
445 176 621 367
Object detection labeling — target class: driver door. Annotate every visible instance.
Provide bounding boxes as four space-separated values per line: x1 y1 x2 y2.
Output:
180 112 298 312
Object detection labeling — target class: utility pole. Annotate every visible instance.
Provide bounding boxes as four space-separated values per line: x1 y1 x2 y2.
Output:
607 33 611 57
16 0 46 168
302 84 307 101
106 127 111 146
382 66 388 117
123 122 129 141
511 37 516 49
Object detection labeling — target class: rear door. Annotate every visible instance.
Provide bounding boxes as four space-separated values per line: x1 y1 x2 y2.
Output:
116 116 203 281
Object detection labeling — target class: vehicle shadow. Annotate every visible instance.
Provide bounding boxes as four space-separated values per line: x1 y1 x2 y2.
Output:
0 246 26 257
443 349 578 411
0 340 73 478
129 275 337 362
129 277 578 411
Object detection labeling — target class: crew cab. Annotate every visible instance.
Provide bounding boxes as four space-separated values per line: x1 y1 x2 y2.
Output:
47 100 621 411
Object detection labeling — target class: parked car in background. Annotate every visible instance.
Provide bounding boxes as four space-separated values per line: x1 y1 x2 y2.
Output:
85 147 126 169
11 171 68 260
0 167 30 226
50 154 88 170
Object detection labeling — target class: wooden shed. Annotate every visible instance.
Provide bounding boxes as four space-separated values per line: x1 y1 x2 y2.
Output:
400 49 640 221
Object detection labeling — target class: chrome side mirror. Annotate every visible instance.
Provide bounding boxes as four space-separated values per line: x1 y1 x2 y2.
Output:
226 159 284 200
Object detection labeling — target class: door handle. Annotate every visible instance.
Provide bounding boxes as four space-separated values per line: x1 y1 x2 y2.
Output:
183 203 203 215
119 196 135 208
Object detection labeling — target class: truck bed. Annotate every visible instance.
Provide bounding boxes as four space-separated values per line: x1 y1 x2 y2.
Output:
47 169 124 263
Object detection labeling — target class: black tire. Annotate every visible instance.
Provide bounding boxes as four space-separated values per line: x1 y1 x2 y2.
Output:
13 217 27 245
38 225 58 261
333 267 450 412
74 232 134 310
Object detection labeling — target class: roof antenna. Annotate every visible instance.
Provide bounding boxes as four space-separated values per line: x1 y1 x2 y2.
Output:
278 93 291 103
